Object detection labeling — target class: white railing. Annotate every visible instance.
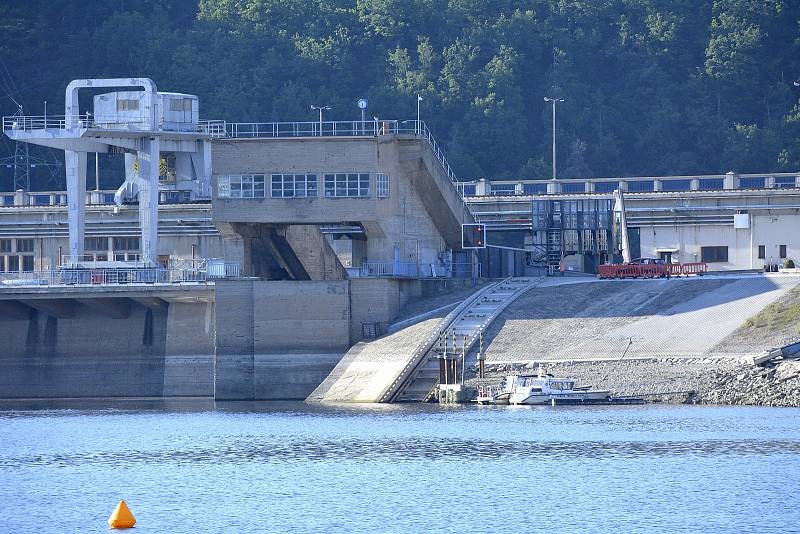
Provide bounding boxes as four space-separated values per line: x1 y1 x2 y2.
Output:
3 114 228 137
0 259 241 287
345 260 477 279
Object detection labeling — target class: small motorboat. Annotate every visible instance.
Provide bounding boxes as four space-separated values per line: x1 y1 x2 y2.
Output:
476 371 611 405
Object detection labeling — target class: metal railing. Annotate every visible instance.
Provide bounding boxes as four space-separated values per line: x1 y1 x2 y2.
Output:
2 114 226 136
218 119 463 190
345 260 477 279
0 259 240 287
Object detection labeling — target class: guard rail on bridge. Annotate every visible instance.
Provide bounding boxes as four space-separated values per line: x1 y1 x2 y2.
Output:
0 260 240 287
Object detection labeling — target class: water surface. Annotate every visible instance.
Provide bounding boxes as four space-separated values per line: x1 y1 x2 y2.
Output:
1 401 798 533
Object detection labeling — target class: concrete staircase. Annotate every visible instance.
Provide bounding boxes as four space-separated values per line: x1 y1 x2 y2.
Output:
383 277 544 402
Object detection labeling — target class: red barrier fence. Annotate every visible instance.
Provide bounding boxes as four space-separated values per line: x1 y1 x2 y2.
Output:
597 262 707 279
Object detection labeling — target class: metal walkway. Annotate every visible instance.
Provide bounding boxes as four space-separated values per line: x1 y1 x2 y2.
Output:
382 276 544 402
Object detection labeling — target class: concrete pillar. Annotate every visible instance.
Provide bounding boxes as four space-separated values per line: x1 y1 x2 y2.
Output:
653 180 663 192
547 181 561 194
690 178 700 191
724 171 739 189
65 150 87 260
138 137 160 264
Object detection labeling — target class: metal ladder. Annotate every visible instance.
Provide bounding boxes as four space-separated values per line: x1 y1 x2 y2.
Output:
387 277 544 402
546 229 562 269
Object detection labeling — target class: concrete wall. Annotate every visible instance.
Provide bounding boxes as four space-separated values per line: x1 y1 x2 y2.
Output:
638 213 800 270
0 296 213 398
215 279 352 400
211 136 451 268
214 278 410 400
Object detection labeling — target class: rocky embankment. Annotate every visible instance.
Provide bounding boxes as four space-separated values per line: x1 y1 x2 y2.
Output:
471 358 800 407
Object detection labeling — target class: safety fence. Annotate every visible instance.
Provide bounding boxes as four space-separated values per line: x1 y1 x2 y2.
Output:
597 262 708 279
0 261 240 287
345 261 477 279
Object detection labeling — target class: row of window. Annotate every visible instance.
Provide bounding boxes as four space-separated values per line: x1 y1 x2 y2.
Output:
85 237 140 252
757 245 788 260
0 255 34 273
0 239 33 253
217 173 390 199
700 245 789 263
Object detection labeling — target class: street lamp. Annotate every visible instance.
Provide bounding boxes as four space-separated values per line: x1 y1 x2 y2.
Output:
311 104 330 136
544 96 564 180
417 94 423 134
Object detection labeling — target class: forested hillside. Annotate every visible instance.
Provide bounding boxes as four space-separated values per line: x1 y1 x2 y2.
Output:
1 0 799 190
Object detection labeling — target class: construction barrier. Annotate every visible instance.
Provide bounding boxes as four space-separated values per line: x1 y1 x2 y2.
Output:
598 262 707 279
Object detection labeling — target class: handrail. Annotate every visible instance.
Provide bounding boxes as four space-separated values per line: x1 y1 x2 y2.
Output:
379 277 512 403
2 114 225 136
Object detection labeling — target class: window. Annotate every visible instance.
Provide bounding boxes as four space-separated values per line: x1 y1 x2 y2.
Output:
780 245 787 259
662 179 691 191
523 183 547 194
114 237 140 251
16 239 33 253
32 195 51 206
376 173 389 198
2 195 14 205
324 173 370 198
169 98 192 112
562 182 585 193
758 245 765 259
85 237 109 252
22 255 33 272
218 175 266 198
490 183 516 195
775 176 796 189
271 174 318 198
161 191 191 204
594 181 619 193
0 239 9 253
701 246 728 263
8 256 19 272
739 177 765 189
116 99 140 111
626 180 654 192
699 178 724 190
461 184 477 196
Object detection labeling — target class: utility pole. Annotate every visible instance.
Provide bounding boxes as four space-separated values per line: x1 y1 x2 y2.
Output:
311 105 330 136
544 97 564 180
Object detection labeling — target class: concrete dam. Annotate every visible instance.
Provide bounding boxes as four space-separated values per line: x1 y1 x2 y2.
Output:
3 78 800 402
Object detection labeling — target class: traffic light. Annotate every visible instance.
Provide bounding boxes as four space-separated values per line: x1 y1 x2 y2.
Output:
462 223 487 249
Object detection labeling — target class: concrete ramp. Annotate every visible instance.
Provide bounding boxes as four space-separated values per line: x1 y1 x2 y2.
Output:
483 274 800 362
306 317 444 402
309 277 542 403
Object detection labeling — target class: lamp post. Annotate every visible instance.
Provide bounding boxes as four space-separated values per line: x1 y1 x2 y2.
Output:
417 94 422 134
311 105 330 136
544 97 564 180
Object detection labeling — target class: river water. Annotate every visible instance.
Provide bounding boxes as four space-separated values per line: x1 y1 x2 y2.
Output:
1 401 799 533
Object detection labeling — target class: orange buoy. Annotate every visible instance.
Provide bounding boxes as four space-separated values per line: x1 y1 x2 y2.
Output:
107 499 136 529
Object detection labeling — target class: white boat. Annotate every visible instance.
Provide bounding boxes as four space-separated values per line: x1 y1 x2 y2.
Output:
476 372 611 405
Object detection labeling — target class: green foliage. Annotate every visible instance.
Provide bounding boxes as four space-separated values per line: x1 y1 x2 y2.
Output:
743 287 800 332
1 0 800 190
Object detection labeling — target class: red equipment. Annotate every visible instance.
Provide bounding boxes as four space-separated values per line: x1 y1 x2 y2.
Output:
597 262 707 279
